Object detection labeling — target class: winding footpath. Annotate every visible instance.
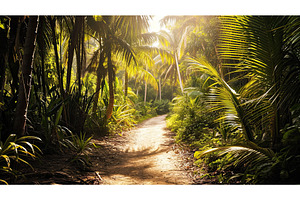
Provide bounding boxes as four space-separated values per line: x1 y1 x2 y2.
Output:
91 115 192 185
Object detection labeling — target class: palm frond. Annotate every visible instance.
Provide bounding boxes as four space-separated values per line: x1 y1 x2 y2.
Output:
188 56 254 141
194 143 274 170
109 36 136 66
135 46 174 64
218 16 300 147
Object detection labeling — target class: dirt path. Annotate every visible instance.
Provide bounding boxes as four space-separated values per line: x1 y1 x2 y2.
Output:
14 115 194 185
91 115 192 185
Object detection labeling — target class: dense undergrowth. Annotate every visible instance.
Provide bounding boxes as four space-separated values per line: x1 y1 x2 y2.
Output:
167 16 300 184
0 15 172 184
1 15 300 185
167 82 300 184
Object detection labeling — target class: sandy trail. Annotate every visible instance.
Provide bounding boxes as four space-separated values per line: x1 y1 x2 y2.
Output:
92 115 192 185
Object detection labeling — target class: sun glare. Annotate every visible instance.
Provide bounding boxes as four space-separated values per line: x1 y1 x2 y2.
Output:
149 15 165 33
149 15 167 47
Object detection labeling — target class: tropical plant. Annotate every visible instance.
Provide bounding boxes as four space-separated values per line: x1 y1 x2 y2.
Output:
0 134 42 184
188 57 254 142
59 131 93 169
87 16 151 120
13 16 39 136
184 16 300 184
218 16 300 149
154 28 188 94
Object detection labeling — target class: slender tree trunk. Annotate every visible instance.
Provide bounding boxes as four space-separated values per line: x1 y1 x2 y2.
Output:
66 16 82 93
50 17 64 97
106 51 114 120
7 17 20 97
13 16 39 136
159 77 161 101
93 72 101 113
155 78 159 101
76 44 82 94
175 53 183 94
80 18 85 78
40 50 47 99
0 55 5 101
76 18 85 95
92 52 105 113
124 67 128 97
0 47 6 101
144 80 147 103
0 17 9 101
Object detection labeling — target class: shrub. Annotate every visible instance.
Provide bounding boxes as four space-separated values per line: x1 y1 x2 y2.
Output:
0 134 42 184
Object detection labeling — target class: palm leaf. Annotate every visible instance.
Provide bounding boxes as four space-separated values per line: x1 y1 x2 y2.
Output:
218 16 300 147
188 57 254 141
194 143 274 170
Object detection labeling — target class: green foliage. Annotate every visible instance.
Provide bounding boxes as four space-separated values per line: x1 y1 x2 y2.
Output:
134 101 157 122
59 131 93 169
0 134 42 184
2 15 300 185
134 99 170 123
152 99 170 115
167 88 217 148
109 103 137 133
39 96 64 151
66 87 95 134
184 16 300 184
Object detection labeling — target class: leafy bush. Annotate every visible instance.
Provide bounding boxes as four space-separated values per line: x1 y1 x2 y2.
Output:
192 103 300 184
134 101 157 122
59 131 93 169
167 93 217 148
152 100 170 115
0 134 42 184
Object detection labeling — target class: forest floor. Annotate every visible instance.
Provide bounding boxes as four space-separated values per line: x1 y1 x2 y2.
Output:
15 115 205 185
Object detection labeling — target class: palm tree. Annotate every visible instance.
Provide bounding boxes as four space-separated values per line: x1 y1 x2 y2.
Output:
49 16 65 97
218 16 300 150
13 16 39 136
66 16 84 93
157 28 188 94
132 57 158 103
190 16 300 183
158 16 222 94
87 16 151 119
132 31 173 99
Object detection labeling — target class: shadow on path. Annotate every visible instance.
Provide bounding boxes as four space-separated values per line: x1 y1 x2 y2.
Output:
90 115 191 185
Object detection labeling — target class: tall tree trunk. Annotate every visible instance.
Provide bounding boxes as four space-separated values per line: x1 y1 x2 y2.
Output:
66 16 82 93
80 18 85 78
175 53 183 94
50 17 64 97
13 16 39 136
124 67 128 97
40 49 47 99
144 80 147 103
0 17 9 101
76 45 81 93
92 52 105 113
0 55 6 102
93 72 101 114
75 18 85 95
8 17 22 97
106 51 114 120
159 77 161 101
